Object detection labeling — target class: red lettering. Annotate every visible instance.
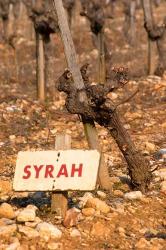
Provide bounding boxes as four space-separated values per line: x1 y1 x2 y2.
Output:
34 165 44 178
45 165 54 178
23 165 31 179
71 164 83 177
57 164 68 178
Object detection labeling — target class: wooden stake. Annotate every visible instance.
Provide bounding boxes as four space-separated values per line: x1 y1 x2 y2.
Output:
6 3 14 40
130 0 136 46
52 0 111 190
98 30 106 84
51 134 71 217
142 0 156 75
36 32 45 102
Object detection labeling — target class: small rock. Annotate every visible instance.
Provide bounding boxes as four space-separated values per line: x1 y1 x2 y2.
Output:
160 181 166 193
63 207 81 228
140 197 151 204
157 170 166 181
117 227 126 237
18 225 39 238
0 195 10 202
0 218 15 226
145 228 158 236
110 92 118 100
25 217 42 228
0 180 12 194
0 224 17 237
82 208 95 217
78 192 93 209
97 191 107 199
91 221 110 238
117 227 125 233
155 148 166 161
17 207 36 222
85 198 110 214
0 203 16 219
135 238 150 249
36 222 62 240
9 135 16 141
124 191 143 200
109 177 120 184
70 228 81 237
26 204 38 211
144 142 156 153
47 242 63 250
6 242 20 250
113 190 124 197
124 124 131 130
114 204 125 214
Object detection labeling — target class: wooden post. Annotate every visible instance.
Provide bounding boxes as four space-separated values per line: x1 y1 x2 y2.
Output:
148 39 156 75
52 0 111 190
51 134 71 217
142 0 156 75
36 32 45 102
130 0 136 46
6 3 15 40
98 29 106 84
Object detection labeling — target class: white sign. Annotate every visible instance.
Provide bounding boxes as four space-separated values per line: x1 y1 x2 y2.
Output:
13 150 100 191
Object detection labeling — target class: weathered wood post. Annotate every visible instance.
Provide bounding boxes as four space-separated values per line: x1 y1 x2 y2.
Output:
123 0 136 46
98 29 106 84
130 0 136 46
51 134 71 217
36 32 45 102
52 0 112 190
142 0 156 75
31 0 58 103
7 3 14 40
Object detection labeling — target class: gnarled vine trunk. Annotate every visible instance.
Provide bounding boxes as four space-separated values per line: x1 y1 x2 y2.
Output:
57 66 152 193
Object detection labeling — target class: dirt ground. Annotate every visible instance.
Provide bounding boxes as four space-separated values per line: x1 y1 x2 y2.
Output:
0 1 165 250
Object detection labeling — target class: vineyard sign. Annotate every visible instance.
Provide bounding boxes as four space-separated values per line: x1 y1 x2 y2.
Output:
13 150 100 191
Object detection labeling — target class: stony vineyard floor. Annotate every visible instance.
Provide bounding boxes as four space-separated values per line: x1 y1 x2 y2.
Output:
0 74 165 250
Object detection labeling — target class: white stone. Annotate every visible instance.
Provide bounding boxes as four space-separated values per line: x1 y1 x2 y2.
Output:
36 222 62 240
158 171 166 181
160 181 166 193
17 208 36 222
0 195 10 202
48 243 62 250
25 217 42 228
9 135 16 141
6 242 20 250
124 191 143 200
85 198 110 214
26 204 38 211
0 203 16 219
78 192 93 208
97 191 107 199
70 228 81 237
0 218 15 226
0 224 17 237
18 225 39 238
144 142 156 152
